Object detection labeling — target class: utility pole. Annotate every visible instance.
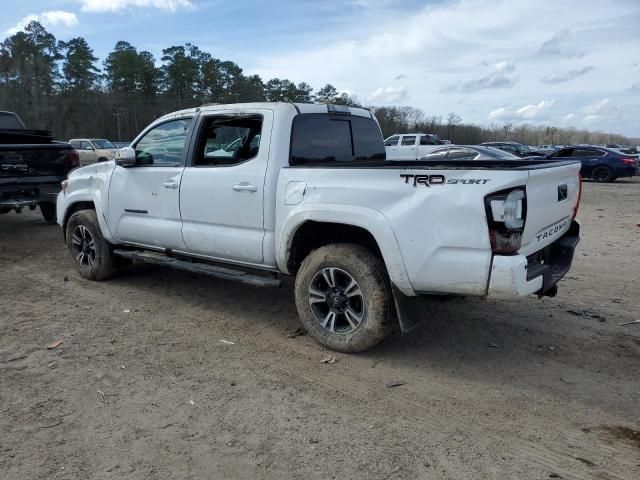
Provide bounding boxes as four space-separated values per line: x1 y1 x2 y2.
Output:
113 110 123 141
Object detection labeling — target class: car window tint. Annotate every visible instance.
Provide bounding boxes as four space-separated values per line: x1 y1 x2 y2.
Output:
571 148 597 157
195 115 263 166
419 135 437 145
0 113 23 129
290 114 385 165
420 149 449 161
135 118 192 167
80 141 93 150
447 148 479 160
70 142 81 149
351 116 386 161
550 148 573 158
384 136 399 146
401 136 416 146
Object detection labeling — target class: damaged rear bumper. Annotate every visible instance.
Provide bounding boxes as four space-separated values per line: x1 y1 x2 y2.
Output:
487 220 580 299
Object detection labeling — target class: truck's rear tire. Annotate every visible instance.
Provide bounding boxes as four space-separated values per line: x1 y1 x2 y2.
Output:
39 202 57 224
294 243 392 353
65 209 117 280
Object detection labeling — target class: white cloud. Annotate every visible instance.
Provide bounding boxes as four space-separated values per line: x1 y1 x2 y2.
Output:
78 0 193 12
489 100 555 122
541 66 595 85
582 98 610 115
442 60 518 93
5 11 78 35
538 29 584 58
367 86 408 104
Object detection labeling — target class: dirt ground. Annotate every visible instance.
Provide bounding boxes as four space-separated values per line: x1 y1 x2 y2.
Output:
1 179 639 480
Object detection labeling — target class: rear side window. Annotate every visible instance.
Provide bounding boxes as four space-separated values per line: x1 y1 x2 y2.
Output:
572 148 603 157
550 148 573 158
420 149 449 161
290 114 385 165
419 135 437 145
0 113 23 129
401 136 416 146
447 148 479 160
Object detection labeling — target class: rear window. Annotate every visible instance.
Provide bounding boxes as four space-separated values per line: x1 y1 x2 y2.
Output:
290 114 385 165
0 112 23 129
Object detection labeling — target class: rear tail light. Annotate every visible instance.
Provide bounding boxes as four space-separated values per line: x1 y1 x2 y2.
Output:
485 187 527 254
68 150 80 169
620 157 636 165
572 174 582 220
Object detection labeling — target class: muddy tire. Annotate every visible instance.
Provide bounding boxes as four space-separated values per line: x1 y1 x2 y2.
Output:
39 202 57 225
591 166 613 183
65 209 117 280
294 243 392 353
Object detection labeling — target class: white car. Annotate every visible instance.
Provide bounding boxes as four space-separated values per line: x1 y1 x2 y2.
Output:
57 103 582 353
69 138 118 165
385 133 441 160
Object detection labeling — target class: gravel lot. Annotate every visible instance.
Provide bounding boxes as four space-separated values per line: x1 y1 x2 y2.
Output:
1 178 639 480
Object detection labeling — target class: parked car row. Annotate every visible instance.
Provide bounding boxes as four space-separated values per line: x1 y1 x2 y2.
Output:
384 134 638 183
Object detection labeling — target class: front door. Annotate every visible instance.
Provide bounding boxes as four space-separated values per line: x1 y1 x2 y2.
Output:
179 110 273 265
397 135 418 160
106 117 194 250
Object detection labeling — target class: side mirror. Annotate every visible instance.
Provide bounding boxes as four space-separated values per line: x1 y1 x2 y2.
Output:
86 145 95 150
115 147 136 167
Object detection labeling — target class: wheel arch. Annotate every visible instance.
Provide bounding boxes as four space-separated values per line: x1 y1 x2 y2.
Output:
277 209 414 295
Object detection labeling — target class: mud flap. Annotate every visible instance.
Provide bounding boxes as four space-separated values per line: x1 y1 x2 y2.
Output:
391 284 423 333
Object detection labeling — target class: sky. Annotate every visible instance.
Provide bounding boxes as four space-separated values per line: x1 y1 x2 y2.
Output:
1 0 639 137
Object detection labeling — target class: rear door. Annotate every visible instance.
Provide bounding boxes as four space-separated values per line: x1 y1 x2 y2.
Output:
397 135 418 160
519 162 581 256
571 147 604 177
179 110 273 265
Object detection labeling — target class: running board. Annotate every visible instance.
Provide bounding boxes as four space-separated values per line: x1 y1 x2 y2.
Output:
113 249 281 288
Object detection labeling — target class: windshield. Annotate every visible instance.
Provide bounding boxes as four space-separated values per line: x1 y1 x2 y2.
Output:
92 139 116 149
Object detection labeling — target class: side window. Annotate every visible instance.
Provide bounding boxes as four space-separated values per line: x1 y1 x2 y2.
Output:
195 115 263 166
550 148 574 158
290 114 385 165
419 135 437 145
572 148 602 157
500 144 517 154
80 141 93 150
401 136 416 146
384 136 399 147
420 149 449 161
447 148 479 160
351 116 386 161
70 141 81 149
134 118 192 167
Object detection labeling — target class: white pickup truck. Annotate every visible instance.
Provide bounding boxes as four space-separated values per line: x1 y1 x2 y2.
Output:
385 133 441 160
57 103 582 352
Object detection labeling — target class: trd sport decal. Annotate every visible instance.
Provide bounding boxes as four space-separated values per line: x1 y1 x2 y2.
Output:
400 174 490 187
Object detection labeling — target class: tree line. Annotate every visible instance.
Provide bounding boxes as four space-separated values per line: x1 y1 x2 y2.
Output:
0 21 636 146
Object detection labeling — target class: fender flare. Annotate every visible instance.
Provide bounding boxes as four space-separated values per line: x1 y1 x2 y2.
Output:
276 204 415 296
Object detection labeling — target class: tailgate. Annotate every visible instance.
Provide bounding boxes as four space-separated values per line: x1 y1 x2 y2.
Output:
0 144 73 180
520 161 581 255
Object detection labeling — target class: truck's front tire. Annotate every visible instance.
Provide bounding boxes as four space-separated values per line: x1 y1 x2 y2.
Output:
294 244 392 353
65 210 117 280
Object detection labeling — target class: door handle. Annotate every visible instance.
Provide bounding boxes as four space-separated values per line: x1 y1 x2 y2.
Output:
232 183 258 193
162 181 179 189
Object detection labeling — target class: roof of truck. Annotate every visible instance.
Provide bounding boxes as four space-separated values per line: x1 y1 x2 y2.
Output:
156 102 373 122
